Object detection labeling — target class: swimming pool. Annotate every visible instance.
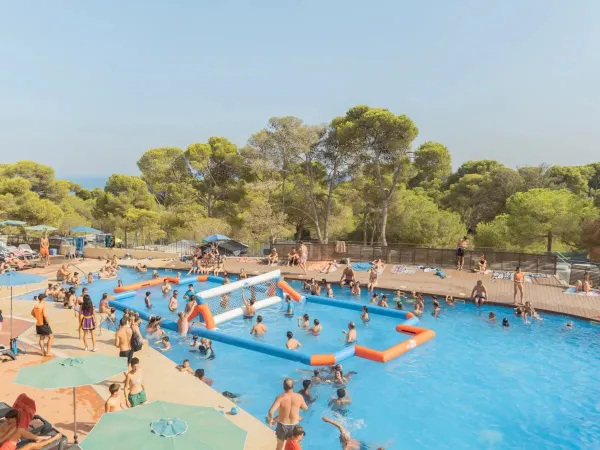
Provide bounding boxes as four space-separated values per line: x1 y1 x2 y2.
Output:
19 268 600 449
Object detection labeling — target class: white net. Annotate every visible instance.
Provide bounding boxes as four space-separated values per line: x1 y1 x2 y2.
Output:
198 273 280 317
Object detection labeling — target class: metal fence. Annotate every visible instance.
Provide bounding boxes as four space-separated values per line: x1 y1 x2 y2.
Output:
569 263 600 286
272 242 558 274
2 235 64 251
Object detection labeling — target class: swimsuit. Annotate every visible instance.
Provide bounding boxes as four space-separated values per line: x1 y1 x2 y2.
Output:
275 422 298 441
33 307 52 336
456 247 465 257
119 349 133 364
128 389 147 407
0 440 17 450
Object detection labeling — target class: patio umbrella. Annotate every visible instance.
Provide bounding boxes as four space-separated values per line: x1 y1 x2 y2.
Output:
13 355 128 445
70 226 101 234
203 234 231 243
80 401 247 450
0 220 26 227
25 225 57 232
0 272 47 341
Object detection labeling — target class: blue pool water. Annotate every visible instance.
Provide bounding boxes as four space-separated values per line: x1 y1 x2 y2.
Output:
19 269 600 449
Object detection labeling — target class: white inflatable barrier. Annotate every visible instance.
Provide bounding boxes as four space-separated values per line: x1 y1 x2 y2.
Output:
196 269 281 300
213 296 282 325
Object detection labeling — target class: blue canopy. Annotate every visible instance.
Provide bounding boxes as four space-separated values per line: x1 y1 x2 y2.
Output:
0 272 47 287
71 226 101 234
25 225 57 232
0 220 26 227
203 234 231 243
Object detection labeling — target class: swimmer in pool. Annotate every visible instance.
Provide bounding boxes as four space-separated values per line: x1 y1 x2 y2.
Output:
327 283 334 298
311 369 323 384
144 291 152 308
286 331 302 350
322 416 373 450
309 319 322 335
176 359 194 374
161 279 172 295
285 296 294 316
155 335 171 351
565 321 574 329
242 292 256 318
298 314 310 328
502 318 510 327
445 295 455 307
298 379 319 404
168 291 179 312
370 293 379 304
341 322 357 343
328 388 352 409
488 312 496 323
360 306 370 322
377 294 388 308
250 315 267 336
189 334 199 349
413 302 423 316
395 300 403 310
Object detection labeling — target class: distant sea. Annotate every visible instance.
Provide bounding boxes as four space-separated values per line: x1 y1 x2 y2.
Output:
60 175 108 190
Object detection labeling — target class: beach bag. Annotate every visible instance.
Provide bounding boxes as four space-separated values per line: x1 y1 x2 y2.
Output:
131 332 143 353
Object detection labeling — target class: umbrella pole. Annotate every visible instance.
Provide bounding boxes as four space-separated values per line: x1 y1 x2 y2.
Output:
73 387 79 444
10 285 13 343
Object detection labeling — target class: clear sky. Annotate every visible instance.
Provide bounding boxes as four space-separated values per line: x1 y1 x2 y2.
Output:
1 0 598 180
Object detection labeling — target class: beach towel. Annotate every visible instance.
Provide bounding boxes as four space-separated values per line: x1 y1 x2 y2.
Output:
401 266 418 275
352 262 373 271
13 393 36 428
435 269 447 279
423 268 436 273
390 265 405 274
564 287 600 297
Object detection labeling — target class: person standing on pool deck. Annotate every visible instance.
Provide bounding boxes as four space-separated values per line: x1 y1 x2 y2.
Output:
471 280 488 307
286 331 302 350
125 357 147 407
513 266 525 304
268 378 309 450
298 241 308 275
341 322 357 343
31 294 54 357
115 317 133 366
456 235 470 271
40 233 50 267
251 316 267 335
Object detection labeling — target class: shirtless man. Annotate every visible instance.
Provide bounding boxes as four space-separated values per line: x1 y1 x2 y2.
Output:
322 416 372 450
340 265 355 287
161 279 172 295
471 280 488 307
285 331 301 350
115 317 133 367
177 311 190 335
298 241 308 275
184 296 197 315
169 291 179 312
298 379 319 405
309 319 322 335
367 267 378 292
105 383 126 412
456 235 470 271
56 264 71 282
341 322 357 343
242 292 256 317
328 388 352 409
267 379 309 450
250 316 267 335
40 233 50 267
513 266 525 304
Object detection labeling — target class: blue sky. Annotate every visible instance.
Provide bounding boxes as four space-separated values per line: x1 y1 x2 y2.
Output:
1 0 598 180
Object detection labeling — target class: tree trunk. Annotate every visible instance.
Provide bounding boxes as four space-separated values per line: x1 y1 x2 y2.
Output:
380 200 389 246
374 160 403 247
323 160 340 245
363 211 368 245
547 231 553 252
370 222 377 246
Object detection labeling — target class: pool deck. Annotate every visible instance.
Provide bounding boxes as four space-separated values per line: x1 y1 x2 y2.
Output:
0 259 275 449
119 256 600 320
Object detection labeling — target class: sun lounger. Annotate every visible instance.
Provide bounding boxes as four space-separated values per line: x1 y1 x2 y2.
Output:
0 401 67 450
0 344 16 361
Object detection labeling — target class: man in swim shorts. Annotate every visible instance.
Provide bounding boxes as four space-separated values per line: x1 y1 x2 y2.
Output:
298 241 308 275
40 233 50 267
471 280 488 307
115 317 133 365
250 315 267 335
340 265 355 287
456 235 470 271
267 378 309 450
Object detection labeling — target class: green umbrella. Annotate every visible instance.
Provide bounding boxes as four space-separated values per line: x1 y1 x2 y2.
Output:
81 401 247 450
14 355 127 444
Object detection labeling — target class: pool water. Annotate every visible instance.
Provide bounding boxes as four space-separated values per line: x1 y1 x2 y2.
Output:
19 269 600 449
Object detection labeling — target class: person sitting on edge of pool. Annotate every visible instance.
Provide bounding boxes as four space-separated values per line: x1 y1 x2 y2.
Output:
176 359 194 374
161 279 172 295
524 301 543 321
341 322 356 343
168 290 179 312
284 296 294 316
328 388 352 410
360 306 370 322
378 294 389 308
445 295 455 307
155 335 171 351
297 314 310 328
502 318 510 327
309 319 322 335
250 315 267 336
286 331 302 350
298 379 319 405
471 280 488 307
488 312 496 323
144 291 152 308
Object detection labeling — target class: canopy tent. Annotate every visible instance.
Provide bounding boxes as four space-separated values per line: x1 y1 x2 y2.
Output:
70 226 102 234
203 234 231 243
25 225 57 232
0 220 26 227
0 272 47 341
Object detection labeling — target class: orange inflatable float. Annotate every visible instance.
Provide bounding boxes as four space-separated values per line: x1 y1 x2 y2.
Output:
114 275 208 293
355 324 436 363
187 304 216 330
277 280 302 301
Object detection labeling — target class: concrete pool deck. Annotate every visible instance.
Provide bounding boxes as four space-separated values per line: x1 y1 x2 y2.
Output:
0 260 275 449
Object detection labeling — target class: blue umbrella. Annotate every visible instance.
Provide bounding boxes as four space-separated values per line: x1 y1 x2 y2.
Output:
0 272 47 342
71 226 102 234
0 220 26 227
203 234 231 243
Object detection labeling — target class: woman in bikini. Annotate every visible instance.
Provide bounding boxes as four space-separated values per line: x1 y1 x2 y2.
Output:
513 267 525 304
125 357 147 407
79 294 97 352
